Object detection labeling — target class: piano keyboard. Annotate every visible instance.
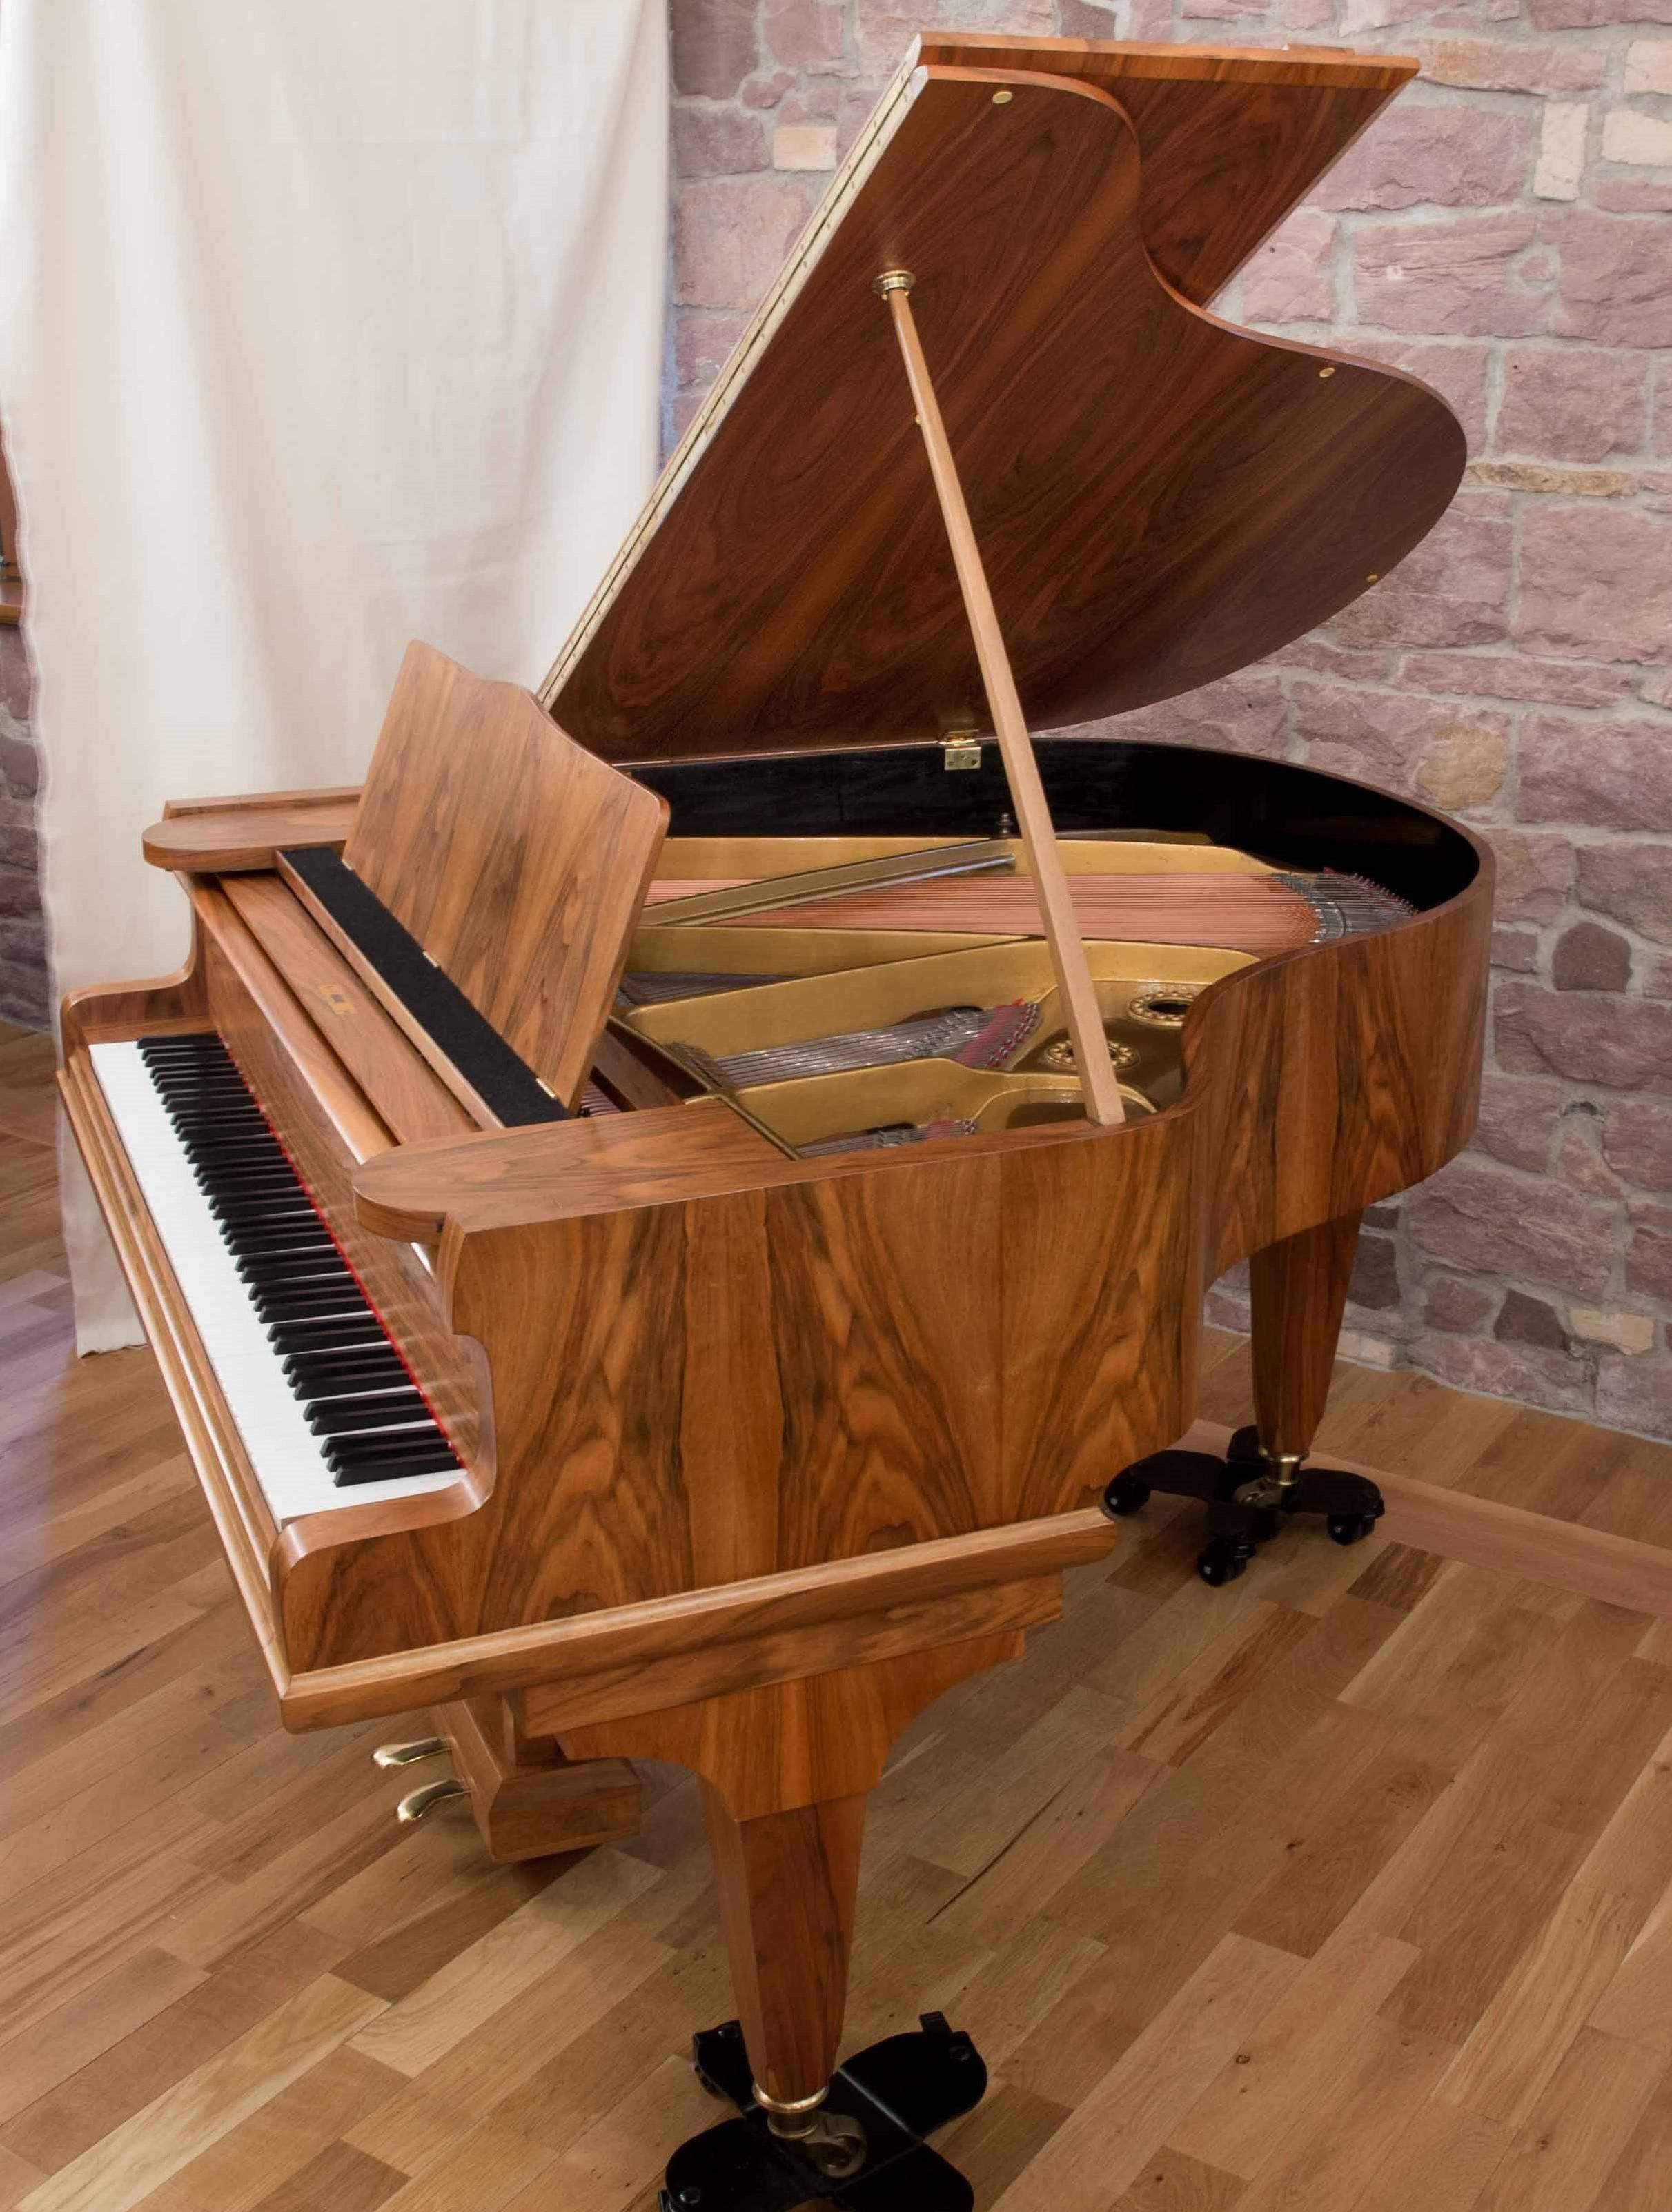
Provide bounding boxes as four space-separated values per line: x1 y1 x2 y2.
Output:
90 1034 466 1524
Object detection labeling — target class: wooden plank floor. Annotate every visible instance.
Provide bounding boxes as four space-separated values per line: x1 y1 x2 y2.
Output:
5 1023 1672 2212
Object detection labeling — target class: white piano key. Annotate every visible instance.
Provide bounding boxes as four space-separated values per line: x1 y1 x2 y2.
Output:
90 1040 463 1525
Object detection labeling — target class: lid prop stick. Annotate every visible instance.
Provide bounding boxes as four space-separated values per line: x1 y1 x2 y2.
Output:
875 267 1125 1126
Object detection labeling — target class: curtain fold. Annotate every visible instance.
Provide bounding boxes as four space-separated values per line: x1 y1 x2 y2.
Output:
0 0 669 1347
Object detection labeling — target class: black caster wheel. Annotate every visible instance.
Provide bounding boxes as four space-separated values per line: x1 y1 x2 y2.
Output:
1326 1512 1378 1546
691 2062 725 2100
1198 1538 1251 1586
1103 1470 1152 1518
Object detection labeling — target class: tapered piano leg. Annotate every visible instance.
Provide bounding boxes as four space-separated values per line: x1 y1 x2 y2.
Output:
702 1781 865 2112
555 1637 1019 2203
1248 1207 1362 1465
1108 1209 1383 1581
1222 1207 1384 1552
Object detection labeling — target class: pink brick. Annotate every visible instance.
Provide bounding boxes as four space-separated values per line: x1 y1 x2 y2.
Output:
1493 926 1540 972
741 70 796 109
1475 1074 1564 1171
0 632 30 724
1489 830 1575 924
1329 497 1512 650
673 104 769 177
674 310 751 393
1290 683 1508 809
1314 101 1532 212
1399 652 1633 707
1516 506 1672 665
1072 674 1288 760
1406 1156 1614 1292
673 0 758 99
1576 840 1672 945
1416 37 1608 93
1495 980 1672 1093
1597 1353 1672 1442
1495 348 1649 462
1629 1202 1672 1299
855 1 1053 78
1414 1332 1593 1417
1424 1274 1499 1331
1241 208 1336 324
1522 713 1672 831
1594 180 1672 214
1353 215 1549 339
1530 0 1672 24
1551 211 1672 348
765 0 847 70
1268 640 1396 680
676 177 809 308
1603 1100 1672 1190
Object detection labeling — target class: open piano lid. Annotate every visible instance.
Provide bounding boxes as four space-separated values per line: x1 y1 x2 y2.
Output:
542 35 1466 767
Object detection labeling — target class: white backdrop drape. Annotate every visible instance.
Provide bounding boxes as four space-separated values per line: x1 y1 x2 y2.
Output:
0 0 669 1348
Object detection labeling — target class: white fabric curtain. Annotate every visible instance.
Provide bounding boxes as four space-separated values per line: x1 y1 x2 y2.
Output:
0 0 669 1348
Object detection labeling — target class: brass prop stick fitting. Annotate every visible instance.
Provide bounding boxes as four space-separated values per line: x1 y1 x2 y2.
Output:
873 267 1126 1127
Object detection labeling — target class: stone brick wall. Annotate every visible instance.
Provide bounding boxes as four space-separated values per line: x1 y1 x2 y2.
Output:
669 0 1672 1435
0 626 44 1028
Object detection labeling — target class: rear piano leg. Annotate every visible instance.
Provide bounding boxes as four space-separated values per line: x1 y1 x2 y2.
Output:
1108 1210 1384 1586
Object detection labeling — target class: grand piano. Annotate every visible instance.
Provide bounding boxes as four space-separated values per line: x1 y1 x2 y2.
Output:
59 34 1490 2212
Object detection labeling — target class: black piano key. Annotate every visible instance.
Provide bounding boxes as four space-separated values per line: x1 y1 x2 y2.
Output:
239 1262 355 1294
224 1236 334 1261
272 1318 386 1352
213 1209 322 1233
286 1353 410 1392
327 1431 460 1472
254 1289 369 1322
307 1395 429 1436
187 1144 288 1169
331 1450 461 1487
328 1438 459 1476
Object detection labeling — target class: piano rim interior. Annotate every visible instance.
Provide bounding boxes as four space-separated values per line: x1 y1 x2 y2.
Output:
604 735 1486 1149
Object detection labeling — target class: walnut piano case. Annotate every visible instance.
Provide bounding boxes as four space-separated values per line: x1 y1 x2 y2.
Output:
60 32 1490 2206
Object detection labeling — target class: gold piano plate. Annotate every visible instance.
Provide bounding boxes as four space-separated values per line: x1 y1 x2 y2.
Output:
623 938 1250 1118
724 1056 1153 1155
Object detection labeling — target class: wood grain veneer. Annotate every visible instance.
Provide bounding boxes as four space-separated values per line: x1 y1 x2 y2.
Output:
344 643 667 1110
59 37 1491 2122
544 66 1462 762
434 1697 641 1864
915 34 1415 303
219 873 478 1147
142 800 358 873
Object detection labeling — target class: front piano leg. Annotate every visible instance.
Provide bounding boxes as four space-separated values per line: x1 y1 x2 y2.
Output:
558 1644 1011 2208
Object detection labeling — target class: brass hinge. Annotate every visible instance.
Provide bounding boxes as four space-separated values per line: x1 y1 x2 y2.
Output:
942 731 981 771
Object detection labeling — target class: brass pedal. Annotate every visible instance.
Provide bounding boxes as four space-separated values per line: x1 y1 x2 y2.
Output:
372 1735 447 1771
396 1776 471 1826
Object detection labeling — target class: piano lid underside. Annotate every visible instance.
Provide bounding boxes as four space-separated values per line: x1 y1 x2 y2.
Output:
548 68 1466 767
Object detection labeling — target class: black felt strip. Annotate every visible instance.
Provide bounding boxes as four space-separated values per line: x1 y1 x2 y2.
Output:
279 846 568 1127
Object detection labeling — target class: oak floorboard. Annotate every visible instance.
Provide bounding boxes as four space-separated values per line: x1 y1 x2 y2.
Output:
9 1044 1672 2211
